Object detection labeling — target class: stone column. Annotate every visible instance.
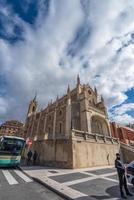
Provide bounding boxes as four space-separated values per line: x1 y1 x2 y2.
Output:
36 112 42 139
86 111 92 133
43 114 47 133
80 93 92 133
105 119 112 137
25 117 30 139
30 114 36 138
65 98 71 136
53 109 57 139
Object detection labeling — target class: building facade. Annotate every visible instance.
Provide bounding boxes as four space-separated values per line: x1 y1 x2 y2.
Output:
0 120 24 137
126 123 134 130
25 76 119 168
110 122 134 145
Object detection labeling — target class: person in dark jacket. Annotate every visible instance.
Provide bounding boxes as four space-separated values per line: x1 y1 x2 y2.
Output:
33 150 38 165
115 153 133 199
27 149 33 165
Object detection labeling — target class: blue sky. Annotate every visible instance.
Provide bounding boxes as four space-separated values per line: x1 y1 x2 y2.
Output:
0 0 134 124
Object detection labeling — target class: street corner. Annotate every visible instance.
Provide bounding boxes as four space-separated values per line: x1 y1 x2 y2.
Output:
20 166 134 200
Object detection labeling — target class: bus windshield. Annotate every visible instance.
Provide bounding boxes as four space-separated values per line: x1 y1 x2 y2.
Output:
0 137 25 156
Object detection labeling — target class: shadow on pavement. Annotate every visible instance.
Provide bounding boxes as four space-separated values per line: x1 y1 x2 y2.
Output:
75 185 122 200
90 185 132 200
21 165 55 170
0 166 18 170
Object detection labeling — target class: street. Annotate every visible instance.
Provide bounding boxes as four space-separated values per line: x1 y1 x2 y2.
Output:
23 166 134 200
0 167 64 200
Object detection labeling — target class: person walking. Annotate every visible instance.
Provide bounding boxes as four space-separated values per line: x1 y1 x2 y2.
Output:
107 153 110 165
115 153 133 199
27 149 33 165
33 150 38 165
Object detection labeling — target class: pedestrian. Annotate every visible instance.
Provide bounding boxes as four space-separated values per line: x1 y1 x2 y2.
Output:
107 153 110 165
27 149 33 165
115 153 133 199
33 150 38 165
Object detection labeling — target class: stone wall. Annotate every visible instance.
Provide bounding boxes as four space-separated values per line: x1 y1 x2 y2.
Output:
71 129 119 168
31 130 119 169
72 140 119 168
121 143 134 164
33 138 73 168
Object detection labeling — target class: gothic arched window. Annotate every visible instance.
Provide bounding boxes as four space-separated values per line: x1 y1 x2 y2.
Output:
91 116 110 136
59 122 62 134
32 106 35 112
59 110 62 116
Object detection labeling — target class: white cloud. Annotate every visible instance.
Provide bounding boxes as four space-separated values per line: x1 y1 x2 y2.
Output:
0 0 134 124
113 114 134 125
114 103 134 115
110 103 134 124
0 97 8 115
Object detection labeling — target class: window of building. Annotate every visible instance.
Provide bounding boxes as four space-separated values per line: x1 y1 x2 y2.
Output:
36 113 40 120
91 119 103 135
59 122 62 134
32 106 36 112
59 110 62 116
89 100 92 104
88 90 91 95
91 116 109 136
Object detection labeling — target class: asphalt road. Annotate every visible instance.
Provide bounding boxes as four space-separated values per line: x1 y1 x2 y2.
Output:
0 167 64 200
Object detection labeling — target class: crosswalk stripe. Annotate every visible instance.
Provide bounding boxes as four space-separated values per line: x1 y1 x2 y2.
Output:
14 170 33 182
2 170 18 185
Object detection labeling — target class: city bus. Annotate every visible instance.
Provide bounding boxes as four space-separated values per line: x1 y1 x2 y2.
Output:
0 136 25 167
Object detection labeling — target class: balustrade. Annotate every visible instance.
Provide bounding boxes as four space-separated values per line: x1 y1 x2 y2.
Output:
71 129 119 144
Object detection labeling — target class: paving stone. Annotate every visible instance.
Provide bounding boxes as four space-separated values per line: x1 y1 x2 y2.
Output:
107 174 118 181
50 172 91 183
22 166 134 200
86 168 116 175
70 178 120 200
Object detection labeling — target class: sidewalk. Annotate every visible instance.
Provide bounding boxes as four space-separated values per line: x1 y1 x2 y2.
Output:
21 165 134 200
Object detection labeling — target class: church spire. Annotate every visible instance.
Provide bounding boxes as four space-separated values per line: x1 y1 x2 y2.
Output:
67 84 71 102
94 87 97 96
77 74 80 85
101 95 104 103
67 84 70 94
67 84 71 105
56 95 59 101
27 94 38 117
33 91 37 101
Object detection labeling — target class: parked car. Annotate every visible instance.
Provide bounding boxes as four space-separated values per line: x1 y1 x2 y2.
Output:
126 161 134 186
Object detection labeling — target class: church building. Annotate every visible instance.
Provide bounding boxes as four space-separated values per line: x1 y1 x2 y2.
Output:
25 76 119 168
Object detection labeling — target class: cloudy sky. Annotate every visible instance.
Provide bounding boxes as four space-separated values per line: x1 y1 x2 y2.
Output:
0 0 134 124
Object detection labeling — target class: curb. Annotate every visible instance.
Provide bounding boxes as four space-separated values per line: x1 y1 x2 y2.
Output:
19 166 72 200
32 177 73 200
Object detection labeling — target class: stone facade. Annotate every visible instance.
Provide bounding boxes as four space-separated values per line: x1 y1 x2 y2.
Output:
25 76 119 168
32 130 119 168
0 120 24 137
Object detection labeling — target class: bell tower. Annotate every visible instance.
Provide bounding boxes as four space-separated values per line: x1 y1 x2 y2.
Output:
27 94 38 117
